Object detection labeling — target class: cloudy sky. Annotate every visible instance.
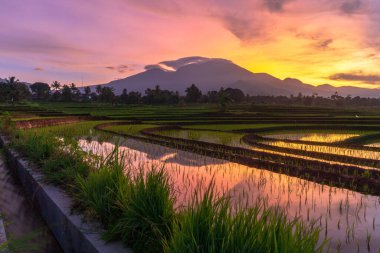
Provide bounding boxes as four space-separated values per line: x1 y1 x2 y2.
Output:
1 0 380 87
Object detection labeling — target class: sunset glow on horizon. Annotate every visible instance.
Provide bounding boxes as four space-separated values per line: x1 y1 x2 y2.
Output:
1 0 380 88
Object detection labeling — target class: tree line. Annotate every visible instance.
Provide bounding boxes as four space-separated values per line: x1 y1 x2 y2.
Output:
1 77 380 108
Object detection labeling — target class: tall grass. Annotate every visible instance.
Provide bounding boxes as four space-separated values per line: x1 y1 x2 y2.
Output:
76 147 129 225
13 133 58 162
165 184 326 253
106 167 175 253
43 143 91 187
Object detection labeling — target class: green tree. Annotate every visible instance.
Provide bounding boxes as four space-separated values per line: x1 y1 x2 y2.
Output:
98 87 115 103
218 88 232 112
5 77 30 102
61 85 73 101
185 84 202 103
30 82 50 100
51 81 61 91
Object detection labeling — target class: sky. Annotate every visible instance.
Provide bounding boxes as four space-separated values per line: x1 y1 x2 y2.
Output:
1 0 380 88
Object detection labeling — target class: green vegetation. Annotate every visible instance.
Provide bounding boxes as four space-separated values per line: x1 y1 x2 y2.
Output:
4 125 327 253
105 124 158 136
166 186 325 253
157 129 247 147
106 168 175 253
5 102 380 252
0 231 43 253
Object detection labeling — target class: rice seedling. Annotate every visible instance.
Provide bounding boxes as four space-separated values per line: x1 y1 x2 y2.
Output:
107 167 175 253
76 146 130 225
165 183 326 253
12 132 58 162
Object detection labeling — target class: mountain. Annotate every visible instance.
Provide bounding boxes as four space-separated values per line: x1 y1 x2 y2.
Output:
0 78 5 83
96 57 380 97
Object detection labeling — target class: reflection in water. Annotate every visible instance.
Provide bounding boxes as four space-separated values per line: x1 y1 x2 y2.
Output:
265 133 359 143
366 143 380 148
79 137 380 253
0 156 62 253
267 141 380 160
86 136 227 167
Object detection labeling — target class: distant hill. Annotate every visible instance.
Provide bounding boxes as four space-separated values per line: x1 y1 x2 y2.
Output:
92 56 380 97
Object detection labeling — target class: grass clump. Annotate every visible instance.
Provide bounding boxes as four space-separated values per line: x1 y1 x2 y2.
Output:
43 141 91 187
11 131 92 193
107 167 175 253
76 145 175 253
76 147 129 225
13 133 58 162
165 185 326 253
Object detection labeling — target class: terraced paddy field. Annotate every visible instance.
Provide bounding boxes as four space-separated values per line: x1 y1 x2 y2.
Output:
3 103 380 252
78 136 380 252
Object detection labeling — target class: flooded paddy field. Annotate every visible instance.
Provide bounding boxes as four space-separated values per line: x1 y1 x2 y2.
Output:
79 136 380 253
6 103 380 252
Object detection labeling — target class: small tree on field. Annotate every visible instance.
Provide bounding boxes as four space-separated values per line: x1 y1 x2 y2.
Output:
185 84 202 103
98 87 115 103
30 82 50 100
218 88 232 112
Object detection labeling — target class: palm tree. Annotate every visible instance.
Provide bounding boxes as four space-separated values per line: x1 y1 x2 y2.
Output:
51 81 61 91
5 76 20 103
5 76 19 85
70 83 77 91
4 76 30 103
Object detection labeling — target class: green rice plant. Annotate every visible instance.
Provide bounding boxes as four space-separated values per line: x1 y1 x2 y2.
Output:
13 132 58 162
42 140 91 187
76 146 130 225
165 184 327 253
107 167 175 253
164 184 230 253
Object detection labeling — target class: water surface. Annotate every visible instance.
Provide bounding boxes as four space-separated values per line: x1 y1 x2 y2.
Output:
79 136 380 253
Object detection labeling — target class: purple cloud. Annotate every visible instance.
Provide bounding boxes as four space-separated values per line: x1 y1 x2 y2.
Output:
330 72 380 84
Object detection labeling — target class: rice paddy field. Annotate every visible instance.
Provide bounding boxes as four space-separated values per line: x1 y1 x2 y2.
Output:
3 103 380 252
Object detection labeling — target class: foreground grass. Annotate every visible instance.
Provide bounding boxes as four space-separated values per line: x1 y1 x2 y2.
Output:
166 186 325 253
5 128 328 253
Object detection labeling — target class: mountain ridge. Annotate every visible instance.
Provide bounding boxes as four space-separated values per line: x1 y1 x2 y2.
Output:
97 56 380 97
